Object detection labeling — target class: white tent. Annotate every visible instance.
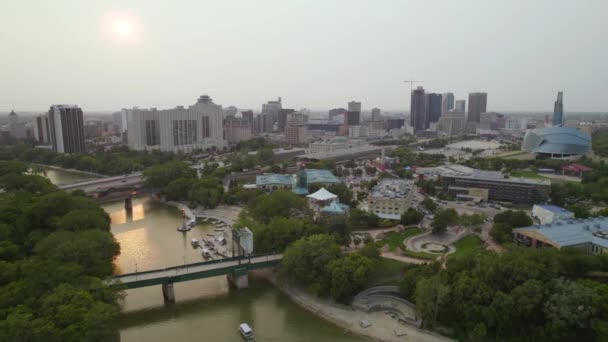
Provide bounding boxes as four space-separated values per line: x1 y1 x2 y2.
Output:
306 187 338 201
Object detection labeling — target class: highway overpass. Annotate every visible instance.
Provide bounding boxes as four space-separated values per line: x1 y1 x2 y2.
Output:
58 172 145 194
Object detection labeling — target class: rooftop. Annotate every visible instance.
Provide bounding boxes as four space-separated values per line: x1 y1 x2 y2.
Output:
307 187 338 201
562 163 593 172
256 174 292 186
300 145 388 161
256 169 340 187
534 204 574 215
514 217 608 248
321 201 349 214
370 179 413 199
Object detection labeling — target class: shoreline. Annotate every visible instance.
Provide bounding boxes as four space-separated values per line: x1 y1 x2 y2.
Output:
251 269 453 342
32 163 109 178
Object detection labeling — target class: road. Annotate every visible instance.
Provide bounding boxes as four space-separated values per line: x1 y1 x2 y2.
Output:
59 172 144 193
110 254 283 286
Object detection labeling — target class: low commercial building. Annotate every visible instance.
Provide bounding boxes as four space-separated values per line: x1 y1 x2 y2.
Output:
441 168 551 204
532 204 574 224
308 137 365 153
513 217 608 254
224 118 252 144
307 187 349 216
299 144 391 163
255 168 340 194
368 179 415 220
561 163 593 178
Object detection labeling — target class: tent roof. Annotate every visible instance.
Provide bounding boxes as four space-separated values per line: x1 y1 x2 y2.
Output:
306 187 337 201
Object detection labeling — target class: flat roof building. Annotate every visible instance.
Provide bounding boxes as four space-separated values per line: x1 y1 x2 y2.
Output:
368 179 415 220
440 167 551 204
255 169 341 194
532 204 574 224
513 217 608 255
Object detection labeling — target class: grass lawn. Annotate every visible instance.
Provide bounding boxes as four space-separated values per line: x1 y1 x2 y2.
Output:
401 249 440 260
510 170 546 179
450 235 483 260
379 229 422 251
369 258 409 285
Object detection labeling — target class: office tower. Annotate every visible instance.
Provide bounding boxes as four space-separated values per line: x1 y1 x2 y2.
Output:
553 91 564 126
48 105 85 154
241 110 254 124
8 110 26 139
126 95 226 153
285 112 308 145
479 112 505 130
437 110 466 136
278 108 295 132
345 111 361 126
34 114 51 143
467 92 488 123
426 93 442 124
371 108 381 121
455 100 466 111
223 106 238 117
410 86 427 132
262 97 282 128
328 108 347 120
386 118 405 130
348 101 361 113
224 117 252 144
441 93 455 115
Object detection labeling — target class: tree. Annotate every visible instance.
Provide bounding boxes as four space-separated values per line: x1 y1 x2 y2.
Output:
143 161 195 188
459 213 485 227
279 234 342 295
326 183 356 206
490 210 533 244
401 208 424 225
421 197 437 212
328 254 374 303
252 217 324 253
415 276 450 327
249 190 308 223
257 148 274 165
431 208 458 234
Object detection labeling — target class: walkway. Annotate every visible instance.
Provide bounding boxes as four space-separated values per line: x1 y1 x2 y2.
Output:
108 254 282 289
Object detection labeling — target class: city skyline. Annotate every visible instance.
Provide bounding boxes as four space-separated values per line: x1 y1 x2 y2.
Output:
2 1 608 112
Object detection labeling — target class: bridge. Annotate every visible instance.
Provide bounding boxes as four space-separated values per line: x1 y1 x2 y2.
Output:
58 172 145 194
106 253 282 302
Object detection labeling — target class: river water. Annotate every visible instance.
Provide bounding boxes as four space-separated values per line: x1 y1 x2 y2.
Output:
47 168 362 342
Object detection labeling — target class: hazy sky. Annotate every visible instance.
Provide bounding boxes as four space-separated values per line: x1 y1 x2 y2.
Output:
2 0 607 113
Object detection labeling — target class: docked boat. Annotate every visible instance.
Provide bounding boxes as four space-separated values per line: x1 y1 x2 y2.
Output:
238 323 254 341
190 238 199 247
201 248 211 259
177 221 191 232
215 236 227 246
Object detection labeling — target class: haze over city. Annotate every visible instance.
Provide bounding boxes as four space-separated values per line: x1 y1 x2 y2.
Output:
2 0 607 112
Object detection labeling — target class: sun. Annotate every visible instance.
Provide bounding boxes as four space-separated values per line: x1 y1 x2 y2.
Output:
105 13 141 41
112 18 134 39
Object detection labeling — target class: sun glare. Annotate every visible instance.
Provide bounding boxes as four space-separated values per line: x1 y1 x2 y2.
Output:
105 13 141 41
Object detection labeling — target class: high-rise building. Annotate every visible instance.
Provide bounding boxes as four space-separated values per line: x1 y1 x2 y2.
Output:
126 95 226 153
455 100 466 111
8 110 27 139
371 108 382 121
224 117 252 144
553 91 564 126
278 108 295 132
426 93 442 124
285 112 308 145
386 118 405 130
262 97 282 128
467 92 488 123
48 105 85 154
410 86 427 132
345 111 361 126
441 93 455 115
328 108 347 120
241 110 254 124
34 114 51 144
437 110 466 136
348 101 361 113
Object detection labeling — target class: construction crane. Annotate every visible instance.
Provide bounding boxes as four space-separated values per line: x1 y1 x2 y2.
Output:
404 80 423 94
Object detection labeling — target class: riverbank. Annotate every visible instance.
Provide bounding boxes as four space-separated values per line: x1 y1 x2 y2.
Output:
32 163 109 178
253 269 453 342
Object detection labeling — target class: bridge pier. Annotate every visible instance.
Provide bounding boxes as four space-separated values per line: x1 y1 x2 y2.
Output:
162 283 175 303
227 267 249 289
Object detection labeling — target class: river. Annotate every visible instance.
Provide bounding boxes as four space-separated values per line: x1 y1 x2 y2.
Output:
47 168 363 342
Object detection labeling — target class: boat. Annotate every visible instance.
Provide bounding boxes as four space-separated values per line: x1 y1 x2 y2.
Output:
190 238 199 247
177 221 191 232
216 236 227 245
202 248 211 259
238 323 254 341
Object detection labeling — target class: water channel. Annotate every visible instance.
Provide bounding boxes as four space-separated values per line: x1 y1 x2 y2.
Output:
47 168 363 342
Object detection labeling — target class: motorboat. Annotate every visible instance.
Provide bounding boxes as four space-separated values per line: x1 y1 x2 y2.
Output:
202 248 211 259
177 221 191 232
238 323 254 340
190 238 199 247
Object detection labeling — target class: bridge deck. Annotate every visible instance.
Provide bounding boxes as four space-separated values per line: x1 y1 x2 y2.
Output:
108 254 282 289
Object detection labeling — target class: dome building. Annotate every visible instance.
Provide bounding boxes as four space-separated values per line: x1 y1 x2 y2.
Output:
522 126 591 158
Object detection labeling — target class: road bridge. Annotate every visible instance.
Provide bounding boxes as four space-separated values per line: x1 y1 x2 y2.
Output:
58 172 145 194
106 253 282 302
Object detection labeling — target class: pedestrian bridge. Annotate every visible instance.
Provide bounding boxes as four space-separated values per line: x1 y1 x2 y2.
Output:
106 253 282 294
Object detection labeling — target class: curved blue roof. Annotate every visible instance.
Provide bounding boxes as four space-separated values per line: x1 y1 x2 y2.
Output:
522 127 590 155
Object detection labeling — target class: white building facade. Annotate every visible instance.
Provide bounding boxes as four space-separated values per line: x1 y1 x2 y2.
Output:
126 95 226 153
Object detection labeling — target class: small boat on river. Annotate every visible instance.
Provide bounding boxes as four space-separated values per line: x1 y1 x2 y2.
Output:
191 238 199 247
238 323 254 341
